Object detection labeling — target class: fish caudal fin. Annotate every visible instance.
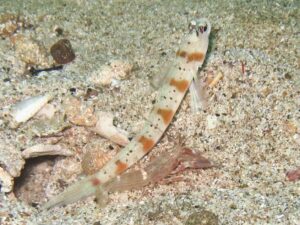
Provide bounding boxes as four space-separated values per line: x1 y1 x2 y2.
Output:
41 178 96 210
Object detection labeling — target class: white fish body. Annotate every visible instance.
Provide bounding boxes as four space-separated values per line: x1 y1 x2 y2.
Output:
42 18 211 209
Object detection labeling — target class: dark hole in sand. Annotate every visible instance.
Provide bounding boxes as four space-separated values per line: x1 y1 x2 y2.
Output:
13 156 56 207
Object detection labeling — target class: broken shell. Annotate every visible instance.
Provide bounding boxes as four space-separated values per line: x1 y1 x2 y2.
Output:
0 13 18 37
0 20 17 38
22 144 73 159
88 60 133 86
0 138 25 177
208 71 224 88
0 13 29 38
63 97 97 126
11 34 50 67
50 39 75 64
36 103 56 119
30 113 70 137
91 111 129 146
10 94 52 123
0 167 13 193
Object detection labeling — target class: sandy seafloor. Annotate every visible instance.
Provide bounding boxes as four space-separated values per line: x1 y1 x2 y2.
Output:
0 0 299 224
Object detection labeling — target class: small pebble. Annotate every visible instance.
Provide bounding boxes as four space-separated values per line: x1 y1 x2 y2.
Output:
50 39 75 64
206 115 219 130
84 88 99 100
185 210 218 225
53 26 64 36
88 60 133 86
69 87 77 95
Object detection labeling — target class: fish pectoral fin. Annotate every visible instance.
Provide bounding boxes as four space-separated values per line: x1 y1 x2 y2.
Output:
189 76 208 113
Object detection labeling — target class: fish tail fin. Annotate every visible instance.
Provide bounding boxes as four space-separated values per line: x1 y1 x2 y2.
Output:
41 178 96 210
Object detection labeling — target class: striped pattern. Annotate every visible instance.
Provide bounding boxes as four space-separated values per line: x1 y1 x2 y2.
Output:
138 136 155 153
170 78 189 92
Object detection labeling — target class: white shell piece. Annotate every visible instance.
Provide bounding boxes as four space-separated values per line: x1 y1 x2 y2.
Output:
11 94 52 123
293 134 300 145
206 115 219 129
92 111 129 146
22 144 74 159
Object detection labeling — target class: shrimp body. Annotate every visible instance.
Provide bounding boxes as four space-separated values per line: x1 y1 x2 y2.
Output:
43 18 211 209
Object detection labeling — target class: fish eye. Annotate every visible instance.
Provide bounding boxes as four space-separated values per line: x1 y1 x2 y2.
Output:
199 25 208 34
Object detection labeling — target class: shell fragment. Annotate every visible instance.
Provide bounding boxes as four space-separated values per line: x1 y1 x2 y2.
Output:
11 94 52 123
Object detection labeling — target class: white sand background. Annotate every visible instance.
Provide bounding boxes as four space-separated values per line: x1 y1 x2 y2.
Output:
0 0 299 224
